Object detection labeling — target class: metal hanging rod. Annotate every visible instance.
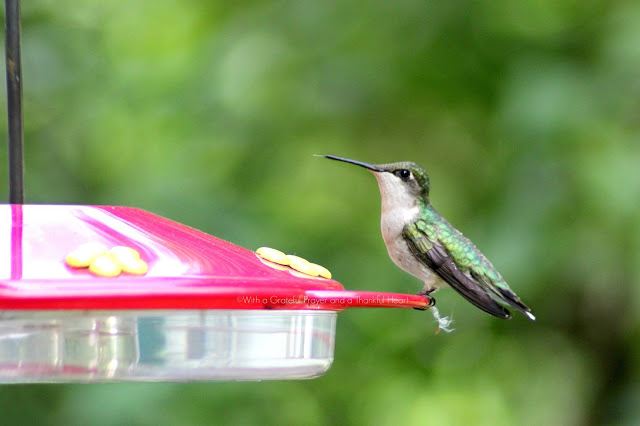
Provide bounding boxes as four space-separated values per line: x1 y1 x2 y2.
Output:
4 0 24 204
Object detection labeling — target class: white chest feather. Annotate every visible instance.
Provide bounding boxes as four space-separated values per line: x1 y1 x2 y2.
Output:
380 208 441 291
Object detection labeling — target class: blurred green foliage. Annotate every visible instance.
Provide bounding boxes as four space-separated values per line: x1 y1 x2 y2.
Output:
0 0 639 425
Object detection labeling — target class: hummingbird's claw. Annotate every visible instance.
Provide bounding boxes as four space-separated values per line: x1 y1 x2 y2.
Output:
413 294 435 310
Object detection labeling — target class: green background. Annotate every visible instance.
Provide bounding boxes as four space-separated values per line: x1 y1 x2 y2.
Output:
1 0 639 425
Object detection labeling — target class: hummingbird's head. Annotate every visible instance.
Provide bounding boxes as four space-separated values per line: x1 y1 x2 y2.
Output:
321 155 431 206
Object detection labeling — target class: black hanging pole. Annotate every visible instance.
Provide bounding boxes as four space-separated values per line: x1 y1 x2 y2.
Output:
4 0 24 204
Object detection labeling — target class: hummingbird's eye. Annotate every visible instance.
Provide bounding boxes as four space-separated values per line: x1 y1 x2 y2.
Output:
395 169 411 181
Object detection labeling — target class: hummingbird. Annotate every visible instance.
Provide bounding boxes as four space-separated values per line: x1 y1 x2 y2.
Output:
322 155 535 321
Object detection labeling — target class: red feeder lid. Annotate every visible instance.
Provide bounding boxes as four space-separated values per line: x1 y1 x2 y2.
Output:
0 204 431 311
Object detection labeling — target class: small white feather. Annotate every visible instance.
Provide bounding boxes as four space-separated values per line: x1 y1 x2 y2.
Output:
431 306 455 333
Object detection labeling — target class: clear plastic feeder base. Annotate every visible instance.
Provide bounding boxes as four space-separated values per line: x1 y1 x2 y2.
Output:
0 310 336 382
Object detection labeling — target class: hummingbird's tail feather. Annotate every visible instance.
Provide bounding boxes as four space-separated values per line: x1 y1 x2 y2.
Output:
493 287 536 321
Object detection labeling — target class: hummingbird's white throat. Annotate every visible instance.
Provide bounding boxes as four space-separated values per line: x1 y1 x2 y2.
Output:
373 171 420 219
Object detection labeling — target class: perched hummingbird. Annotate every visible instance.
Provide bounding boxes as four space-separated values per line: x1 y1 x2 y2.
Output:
322 155 535 321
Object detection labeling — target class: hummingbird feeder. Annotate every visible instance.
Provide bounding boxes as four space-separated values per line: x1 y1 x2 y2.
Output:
0 1 431 382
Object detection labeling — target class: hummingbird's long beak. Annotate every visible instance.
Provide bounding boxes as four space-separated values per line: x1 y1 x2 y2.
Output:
319 155 384 172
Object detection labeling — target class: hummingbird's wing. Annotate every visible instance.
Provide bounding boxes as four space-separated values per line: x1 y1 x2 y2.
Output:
403 221 512 319
467 261 535 320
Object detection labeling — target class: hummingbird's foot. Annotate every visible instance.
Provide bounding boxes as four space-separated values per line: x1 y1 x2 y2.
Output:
413 293 435 310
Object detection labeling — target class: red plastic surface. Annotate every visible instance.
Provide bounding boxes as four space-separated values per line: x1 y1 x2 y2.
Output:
0 205 431 311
